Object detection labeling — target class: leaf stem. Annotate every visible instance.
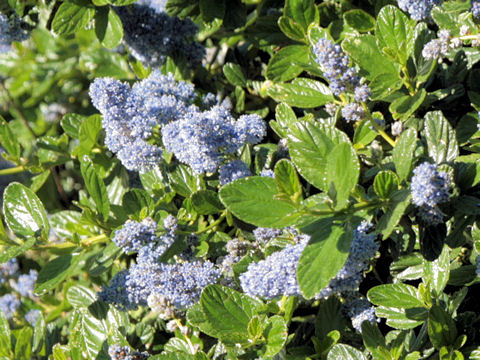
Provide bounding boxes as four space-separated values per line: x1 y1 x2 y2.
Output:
365 111 396 148
81 233 108 247
0 82 36 138
195 212 227 234
0 165 25 175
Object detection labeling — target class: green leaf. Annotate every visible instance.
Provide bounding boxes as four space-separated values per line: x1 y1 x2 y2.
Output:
166 163 203 197
223 63 247 87
389 89 427 120
52 0 95 35
0 311 12 357
73 114 102 157
367 283 425 309
375 306 426 330
343 9 375 32
3 182 49 239
274 159 303 204
32 311 45 354
325 142 359 210
298 219 353 299
271 102 297 137
263 316 288 357
95 6 123 49
361 322 392 360
283 0 319 31
424 111 459 164
66 285 97 308
327 344 367 360
353 118 377 148
191 190 224 215
0 238 36 264
188 285 265 346
288 121 349 191
14 326 32 360
88 242 121 277
69 309 107 359
376 189 411 240
266 45 310 82
428 305 457 350
219 176 299 227
374 171 399 199
375 5 415 65
393 128 417 181
420 223 446 261
80 156 110 221
277 16 305 42
315 297 348 339
34 253 83 296
106 0 137 5
342 35 400 82
0 118 21 159
199 0 225 22
423 245 450 295
266 78 334 108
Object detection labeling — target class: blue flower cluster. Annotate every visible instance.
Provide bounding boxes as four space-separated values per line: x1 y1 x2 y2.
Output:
397 0 442 20
0 293 20 319
116 3 204 68
252 227 283 243
89 70 196 172
422 30 461 60
0 258 19 284
108 344 150 360
343 295 377 333
473 0 480 18
218 160 251 185
317 222 378 299
11 269 37 298
411 162 452 224
25 309 41 327
0 12 29 53
162 106 266 174
239 233 310 300
137 0 167 13
313 38 370 122
113 218 157 254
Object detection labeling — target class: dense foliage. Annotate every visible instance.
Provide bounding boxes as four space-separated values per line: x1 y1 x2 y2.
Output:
2 0 480 359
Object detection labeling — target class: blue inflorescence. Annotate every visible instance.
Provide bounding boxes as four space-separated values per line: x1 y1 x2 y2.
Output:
472 0 480 18
411 162 452 224
162 106 266 174
89 70 196 172
137 0 167 13
343 295 377 333
318 222 378 299
397 0 443 20
116 3 204 67
11 269 38 298
0 12 29 53
252 227 283 243
25 309 41 327
0 293 20 319
341 103 365 123
113 218 157 254
239 234 310 300
0 258 19 284
108 344 150 360
218 160 251 185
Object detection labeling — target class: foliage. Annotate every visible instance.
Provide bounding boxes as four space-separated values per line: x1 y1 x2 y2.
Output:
1 0 480 359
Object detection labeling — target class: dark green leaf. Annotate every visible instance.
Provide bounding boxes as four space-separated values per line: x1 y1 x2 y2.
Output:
266 45 309 82
66 285 97 308
277 16 306 41
377 189 411 239
283 0 319 31
34 253 83 296
327 344 366 360
52 0 95 35
343 9 375 32
389 89 427 120
288 121 349 191
420 223 446 261
223 63 247 87
428 305 457 350
95 6 123 49
423 245 449 295
106 0 137 5
325 142 359 209
315 297 348 339
264 316 288 357
298 219 353 299
73 114 102 157
393 128 417 181
353 118 377 148
188 285 265 346
266 78 334 108
274 159 303 204
219 176 299 227
0 117 21 159
424 111 459 164
80 156 110 221
368 283 425 308
361 322 391 360
191 190 224 215
374 171 399 199
199 0 225 22
3 182 49 239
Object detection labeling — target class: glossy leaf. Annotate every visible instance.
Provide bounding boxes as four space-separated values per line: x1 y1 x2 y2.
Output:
52 0 95 35
424 111 459 164
393 128 417 181
266 78 334 108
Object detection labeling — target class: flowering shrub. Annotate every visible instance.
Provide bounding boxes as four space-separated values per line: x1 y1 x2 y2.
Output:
2 0 480 359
